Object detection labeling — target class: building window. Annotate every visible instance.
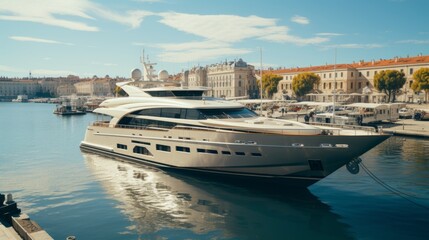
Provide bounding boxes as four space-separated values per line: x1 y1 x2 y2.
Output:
351 72 354 77
359 72 362 77
358 82 362 89
329 73 332 78
351 82 353 89
176 146 190 152
117 144 127 150
329 83 331 89
340 72 343 77
323 83 326 89
340 82 343 89
156 144 171 152
375 71 378 75
409 81 413 87
366 71 369 77
410 68 414 74
323 74 326 78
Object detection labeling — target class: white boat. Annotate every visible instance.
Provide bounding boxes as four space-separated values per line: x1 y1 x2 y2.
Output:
398 107 413 119
80 81 390 187
12 95 28 102
53 96 86 115
344 103 405 125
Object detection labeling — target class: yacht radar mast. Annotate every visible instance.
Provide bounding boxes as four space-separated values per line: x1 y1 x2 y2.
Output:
140 50 158 81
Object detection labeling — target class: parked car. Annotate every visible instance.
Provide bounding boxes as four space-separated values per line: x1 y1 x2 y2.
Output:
399 108 413 119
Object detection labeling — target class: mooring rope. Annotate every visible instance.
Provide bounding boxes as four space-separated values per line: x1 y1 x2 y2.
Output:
359 162 429 211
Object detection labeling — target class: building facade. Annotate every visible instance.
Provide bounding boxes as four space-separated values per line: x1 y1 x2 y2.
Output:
271 54 429 103
184 59 258 98
0 79 40 99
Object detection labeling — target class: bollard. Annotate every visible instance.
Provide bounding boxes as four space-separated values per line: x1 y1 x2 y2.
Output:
6 193 14 204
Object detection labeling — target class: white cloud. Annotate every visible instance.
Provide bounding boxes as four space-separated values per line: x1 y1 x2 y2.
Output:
0 64 22 73
31 69 77 76
10 36 74 45
0 0 99 31
397 39 429 44
92 9 153 29
316 32 344 37
158 46 251 63
0 0 152 31
321 43 383 50
157 12 327 45
291 15 309 25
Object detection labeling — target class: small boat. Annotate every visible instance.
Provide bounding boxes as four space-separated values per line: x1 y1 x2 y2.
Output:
54 97 86 115
12 95 28 103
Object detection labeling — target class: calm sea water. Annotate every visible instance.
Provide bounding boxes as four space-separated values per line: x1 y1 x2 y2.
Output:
0 102 428 240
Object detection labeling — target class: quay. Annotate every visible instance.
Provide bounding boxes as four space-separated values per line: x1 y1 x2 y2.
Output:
0 193 53 240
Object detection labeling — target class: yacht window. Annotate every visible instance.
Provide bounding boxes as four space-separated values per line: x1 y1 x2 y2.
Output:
197 149 218 154
161 108 182 118
117 144 127 150
156 144 171 152
221 151 231 155
235 152 245 156
251 153 262 157
147 91 174 97
176 146 190 152
199 108 258 119
133 146 152 156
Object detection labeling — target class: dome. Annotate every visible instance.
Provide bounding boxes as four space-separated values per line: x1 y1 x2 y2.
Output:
131 68 142 81
158 70 169 81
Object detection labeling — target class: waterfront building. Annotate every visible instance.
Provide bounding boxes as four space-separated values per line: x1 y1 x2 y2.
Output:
0 79 40 99
271 54 429 103
74 78 116 96
57 83 77 96
187 66 207 87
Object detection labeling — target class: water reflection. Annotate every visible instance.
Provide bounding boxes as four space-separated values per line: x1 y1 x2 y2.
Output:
83 153 353 239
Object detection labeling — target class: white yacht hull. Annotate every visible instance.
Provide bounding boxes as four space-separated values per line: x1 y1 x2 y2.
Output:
80 125 389 187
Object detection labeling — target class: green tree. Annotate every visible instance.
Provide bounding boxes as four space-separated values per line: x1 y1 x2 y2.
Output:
292 72 320 99
411 67 429 103
373 70 406 102
258 73 283 98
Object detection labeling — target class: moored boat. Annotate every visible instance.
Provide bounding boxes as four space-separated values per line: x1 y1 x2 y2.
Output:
80 81 390 187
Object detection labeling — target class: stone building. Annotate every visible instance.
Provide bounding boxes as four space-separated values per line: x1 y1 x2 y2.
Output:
271 54 429 103
0 79 40 99
187 66 207 87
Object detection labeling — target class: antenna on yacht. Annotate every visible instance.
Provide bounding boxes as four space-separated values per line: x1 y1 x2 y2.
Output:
259 47 263 116
332 48 337 124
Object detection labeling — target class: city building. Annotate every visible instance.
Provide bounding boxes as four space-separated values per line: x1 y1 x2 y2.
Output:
185 59 258 98
271 54 429 103
0 79 40 99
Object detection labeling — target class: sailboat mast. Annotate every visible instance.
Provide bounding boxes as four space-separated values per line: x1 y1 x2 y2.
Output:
260 47 263 116
332 48 337 124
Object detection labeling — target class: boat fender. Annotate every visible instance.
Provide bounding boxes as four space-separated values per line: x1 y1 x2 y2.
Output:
346 157 362 174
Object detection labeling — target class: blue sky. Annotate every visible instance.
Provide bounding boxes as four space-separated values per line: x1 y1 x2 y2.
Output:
1 0 428 78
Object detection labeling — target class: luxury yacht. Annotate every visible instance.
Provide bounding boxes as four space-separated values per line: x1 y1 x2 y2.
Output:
80 82 390 187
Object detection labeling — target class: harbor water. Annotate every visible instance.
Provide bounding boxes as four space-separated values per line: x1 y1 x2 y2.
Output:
0 102 428 239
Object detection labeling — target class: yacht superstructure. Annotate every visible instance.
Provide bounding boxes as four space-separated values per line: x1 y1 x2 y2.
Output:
80 82 390 187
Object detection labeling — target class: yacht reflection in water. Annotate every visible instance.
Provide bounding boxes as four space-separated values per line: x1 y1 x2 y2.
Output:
83 153 354 239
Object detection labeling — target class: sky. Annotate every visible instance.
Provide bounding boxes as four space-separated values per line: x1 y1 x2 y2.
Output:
1 0 428 78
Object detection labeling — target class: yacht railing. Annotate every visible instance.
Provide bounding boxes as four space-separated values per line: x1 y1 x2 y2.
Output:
90 120 382 136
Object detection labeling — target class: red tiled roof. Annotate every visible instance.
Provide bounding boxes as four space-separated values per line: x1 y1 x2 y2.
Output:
268 55 429 74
